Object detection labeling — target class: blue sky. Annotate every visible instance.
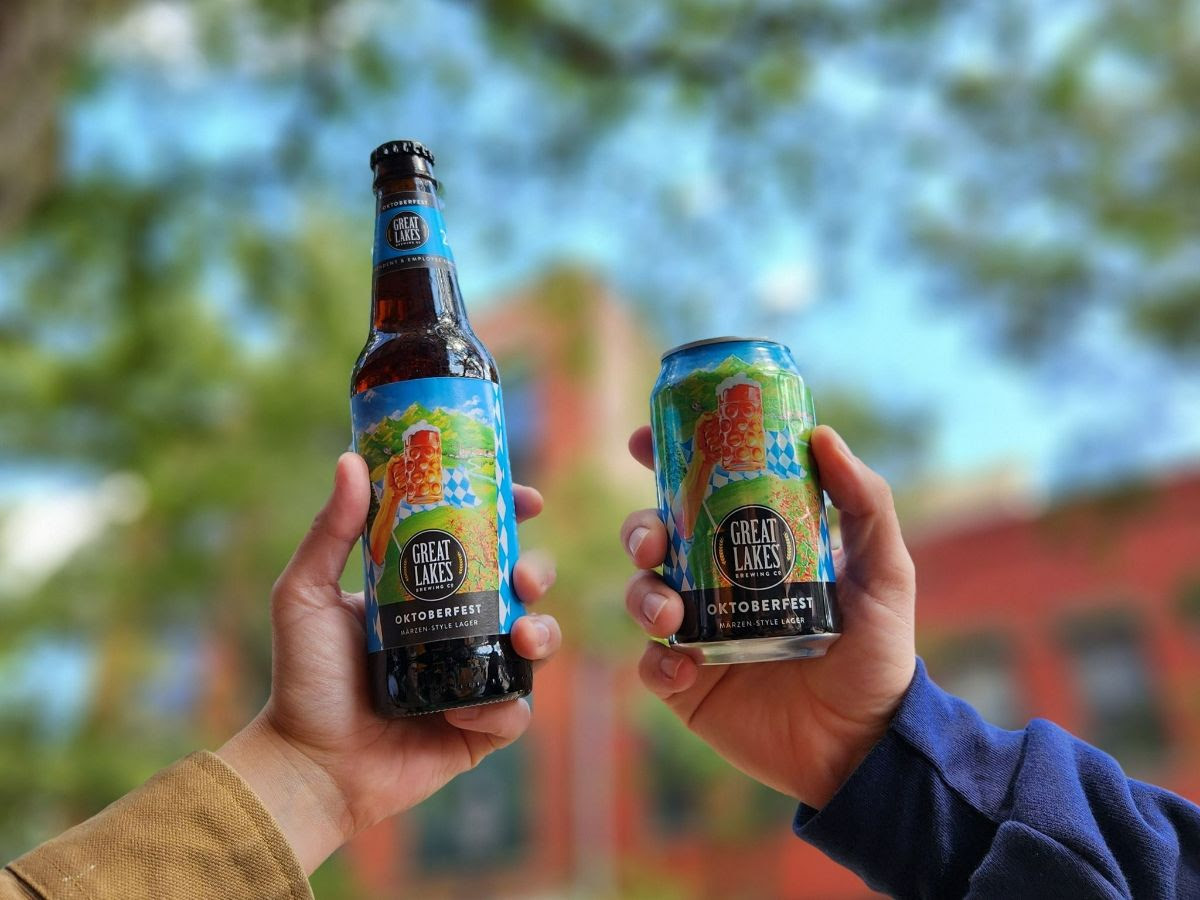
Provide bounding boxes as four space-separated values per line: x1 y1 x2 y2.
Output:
13 0 1200 502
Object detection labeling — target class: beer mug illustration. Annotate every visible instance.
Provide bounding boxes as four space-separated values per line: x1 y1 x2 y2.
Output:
717 375 766 472
403 422 443 505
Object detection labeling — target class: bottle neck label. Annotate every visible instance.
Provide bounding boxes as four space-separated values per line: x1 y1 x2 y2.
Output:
372 191 455 274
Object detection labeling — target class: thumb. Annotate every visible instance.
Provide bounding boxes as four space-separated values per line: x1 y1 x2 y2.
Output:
275 452 372 599
811 426 915 610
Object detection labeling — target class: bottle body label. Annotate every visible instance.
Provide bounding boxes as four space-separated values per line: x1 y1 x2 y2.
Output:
352 377 522 652
372 191 455 273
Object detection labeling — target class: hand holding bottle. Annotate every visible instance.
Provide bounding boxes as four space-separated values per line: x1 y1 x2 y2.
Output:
218 453 560 873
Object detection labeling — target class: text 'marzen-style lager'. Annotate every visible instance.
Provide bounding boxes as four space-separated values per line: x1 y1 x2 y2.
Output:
651 337 841 664
351 140 531 716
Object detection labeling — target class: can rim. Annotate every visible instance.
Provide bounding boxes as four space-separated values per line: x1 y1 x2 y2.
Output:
661 336 782 362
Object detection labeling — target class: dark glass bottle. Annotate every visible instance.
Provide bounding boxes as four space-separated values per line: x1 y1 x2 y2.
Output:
351 140 532 717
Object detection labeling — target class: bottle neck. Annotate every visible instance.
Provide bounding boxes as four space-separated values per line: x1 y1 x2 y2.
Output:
369 174 468 333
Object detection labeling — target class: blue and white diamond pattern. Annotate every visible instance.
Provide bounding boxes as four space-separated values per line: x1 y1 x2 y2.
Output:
493 386 520 631
817 512 836 582
393 465 481 521
655 440 692 592
658 429 810 593
699 430 809 508
765 430 806 480
663 502 697 592
701 430 808 496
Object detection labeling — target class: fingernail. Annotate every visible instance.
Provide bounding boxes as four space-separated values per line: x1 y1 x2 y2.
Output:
627 527 649 557
660 654 682 680
532 620 551 648
642 592 669 625
541 565 557 592
450 706 481 721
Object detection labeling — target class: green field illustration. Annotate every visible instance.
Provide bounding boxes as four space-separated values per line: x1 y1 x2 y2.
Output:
688 476 822 589
375 504 499 606
357 399 498 506
358 400 496 479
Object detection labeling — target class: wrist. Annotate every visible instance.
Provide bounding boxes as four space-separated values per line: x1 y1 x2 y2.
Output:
216 713 353 874
804 733 883 810
802 661 917 809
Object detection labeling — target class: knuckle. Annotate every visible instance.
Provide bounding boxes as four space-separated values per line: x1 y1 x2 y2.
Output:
868 472 896 508
636 650 660 683
876 555 916 597
270 571 294 603
308 510 334 541
625 569 656 597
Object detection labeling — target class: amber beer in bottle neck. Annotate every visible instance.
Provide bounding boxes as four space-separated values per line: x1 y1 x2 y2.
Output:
369 166 468 333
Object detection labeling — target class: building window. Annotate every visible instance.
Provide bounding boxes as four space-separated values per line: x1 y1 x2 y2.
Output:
1061 612 1166 769
924 633 1022 730
412 742 530 873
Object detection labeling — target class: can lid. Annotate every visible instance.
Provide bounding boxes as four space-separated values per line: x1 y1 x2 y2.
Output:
661 336 782 361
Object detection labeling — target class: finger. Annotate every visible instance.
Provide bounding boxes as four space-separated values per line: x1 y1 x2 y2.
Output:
513 550 556 605
513 484 544 523
509 613 562 669
637 642 699 700
620 509 668 569
628 426 654 471
811 426 915 608
275 453 371 600
444 698 531 749
625 571 685 639
831 546 847 581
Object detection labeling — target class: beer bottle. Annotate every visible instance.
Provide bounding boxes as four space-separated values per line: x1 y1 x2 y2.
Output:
350 140 532 716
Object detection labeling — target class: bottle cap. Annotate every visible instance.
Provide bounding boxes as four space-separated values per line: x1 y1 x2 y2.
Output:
369 140 437 182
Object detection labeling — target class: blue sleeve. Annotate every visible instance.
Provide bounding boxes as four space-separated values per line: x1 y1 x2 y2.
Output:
794 659 1200 898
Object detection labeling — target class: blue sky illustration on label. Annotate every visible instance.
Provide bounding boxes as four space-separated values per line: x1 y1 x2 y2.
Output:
352 376 522 653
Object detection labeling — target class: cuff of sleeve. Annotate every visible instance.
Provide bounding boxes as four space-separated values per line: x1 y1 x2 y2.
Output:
10 751 312 900
792 727 914 838
793 658 1020 884
792 660 928 844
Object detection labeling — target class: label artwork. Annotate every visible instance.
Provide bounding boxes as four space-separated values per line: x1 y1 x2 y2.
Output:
400 529 467 600
653 348 838 642
372 190 455 273
352 377 522 652
713 505 796 590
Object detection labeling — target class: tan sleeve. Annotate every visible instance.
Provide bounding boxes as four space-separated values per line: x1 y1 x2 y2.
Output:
4 751 312 900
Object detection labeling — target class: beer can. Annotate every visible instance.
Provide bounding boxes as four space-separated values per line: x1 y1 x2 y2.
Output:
651 337 840 664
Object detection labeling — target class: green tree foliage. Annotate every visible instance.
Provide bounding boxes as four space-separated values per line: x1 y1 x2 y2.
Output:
0 179 368 858
915 3 1200 359
461 0 1199 362
5 0 1190 880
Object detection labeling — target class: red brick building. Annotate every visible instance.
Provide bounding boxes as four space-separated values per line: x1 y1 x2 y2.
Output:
912 473 1200 796
344 275 1200 897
